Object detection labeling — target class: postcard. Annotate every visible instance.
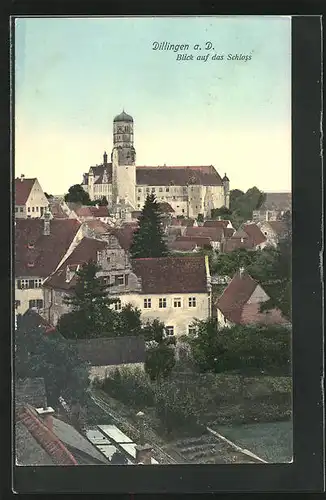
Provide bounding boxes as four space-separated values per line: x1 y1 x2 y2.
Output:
13 15 294 472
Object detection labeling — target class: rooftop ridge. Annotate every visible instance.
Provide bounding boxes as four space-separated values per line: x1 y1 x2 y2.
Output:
16 405 78 466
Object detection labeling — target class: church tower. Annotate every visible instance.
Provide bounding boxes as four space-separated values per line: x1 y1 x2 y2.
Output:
111 110 136 208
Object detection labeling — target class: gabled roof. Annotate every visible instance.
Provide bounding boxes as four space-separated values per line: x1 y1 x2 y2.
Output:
74 205 110 218
176 235 212 248
15 219 81 278
132 256 208 294
203 220 231 228
243 223 267 246
16 405 78 466
185 226 224 242
83 219 111 235
136 165 223 186
217 271 258 323
170 218 195 227
169 240 198 252
43 237 108 290
157 202 175 214
15 178 36 205
71 336 145 366
216 271 288 325
109 224 138 251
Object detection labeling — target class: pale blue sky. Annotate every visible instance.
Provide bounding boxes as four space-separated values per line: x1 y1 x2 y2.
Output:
15 16 291 194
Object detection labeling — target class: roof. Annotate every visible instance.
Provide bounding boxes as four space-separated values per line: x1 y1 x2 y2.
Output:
83 219 111 234
15 419 55 466
43 237 108 290
71 336 145 366
243 223 267 247
169 240 198 252
265 221 289 237
217 271 258 323
74 205 110 218
260 192 292 211
109 224 138 251
170 218 195 227
203 220 230 228
15 219 81 278
15 178 36 205
216 271 287 325
48 201 69 219
94 164 113 184
132 256 208 294
16 405 78 465
114 110 133 122
222 238 254 253
51 417 108 464
185 226 224 242
157 202 175 214
176 235 212 248
223 227 236 238
136 165 223 186
15 377 47 408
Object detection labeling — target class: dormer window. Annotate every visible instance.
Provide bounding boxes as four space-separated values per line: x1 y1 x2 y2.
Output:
27 241 35 249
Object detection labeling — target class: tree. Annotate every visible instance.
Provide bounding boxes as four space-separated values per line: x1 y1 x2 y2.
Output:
145 344 176 381
15 314 89 407
211 206 232 220
142 318 166 343
64 184 92 205
130 194 169 258
115 304 143 337
197 213 204 223
57 261 118 339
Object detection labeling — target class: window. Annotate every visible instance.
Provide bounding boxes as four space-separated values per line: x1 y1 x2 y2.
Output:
159 187 163 192
125 274 129 286
28 279 35 289
159 297 167 308
29 299 43 309
27 207 31 213
20 207 23 213
165 326 174 336
146 187 150 192
15 207 18 213
137 204 140 208
188 325 197 335
166 187 169 192
115 275 125 286
173 298 181 308
32 207 35 212
36 206 39 211
114 299 122 311
17 279 29 289
138 188 142 193
182 209 185 213
137 197 140 201
188 297 196 307
152 187 155 192
144 298 152 309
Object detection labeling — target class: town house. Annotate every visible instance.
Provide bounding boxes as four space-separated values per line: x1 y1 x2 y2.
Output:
15 176 49 219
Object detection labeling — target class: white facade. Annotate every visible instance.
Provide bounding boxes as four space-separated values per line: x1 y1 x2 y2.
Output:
15 178 49 219
15 277 45 316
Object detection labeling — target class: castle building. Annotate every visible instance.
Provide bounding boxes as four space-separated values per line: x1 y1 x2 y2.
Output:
81 111 230 218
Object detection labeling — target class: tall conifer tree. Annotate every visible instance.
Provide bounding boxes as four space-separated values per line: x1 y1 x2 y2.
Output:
130 194 169 258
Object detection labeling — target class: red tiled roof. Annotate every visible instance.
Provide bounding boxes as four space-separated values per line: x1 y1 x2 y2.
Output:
216 271 258 323
16 405 78 466
15 178 36 205
89 163 113 182
109 224 138 251
83 219 110 234
203 220 230 228
15 219 81 278
216 271 286 325
88 206 110 217
49 202 69 219
170 218 195 227
185 226 224 242
136 165 223 186
169 240 198 252
223 227 236 238
43 237 108 290
243 223 267 246
176 235 212 248
132 256 207 294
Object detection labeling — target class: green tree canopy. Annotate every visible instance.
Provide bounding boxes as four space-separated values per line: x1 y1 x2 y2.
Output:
145 344 176 381
130 194 169 258
15 314 89 407
64 184 92 205
57 261 118 339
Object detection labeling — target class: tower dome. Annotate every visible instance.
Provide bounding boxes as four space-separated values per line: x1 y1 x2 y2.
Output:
113 110 133 123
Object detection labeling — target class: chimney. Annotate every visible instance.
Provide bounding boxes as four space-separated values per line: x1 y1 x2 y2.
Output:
43 208 51 235
35 406 55 432
20 174 25 182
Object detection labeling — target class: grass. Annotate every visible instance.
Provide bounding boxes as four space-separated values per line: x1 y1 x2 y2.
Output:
214 420 293 463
